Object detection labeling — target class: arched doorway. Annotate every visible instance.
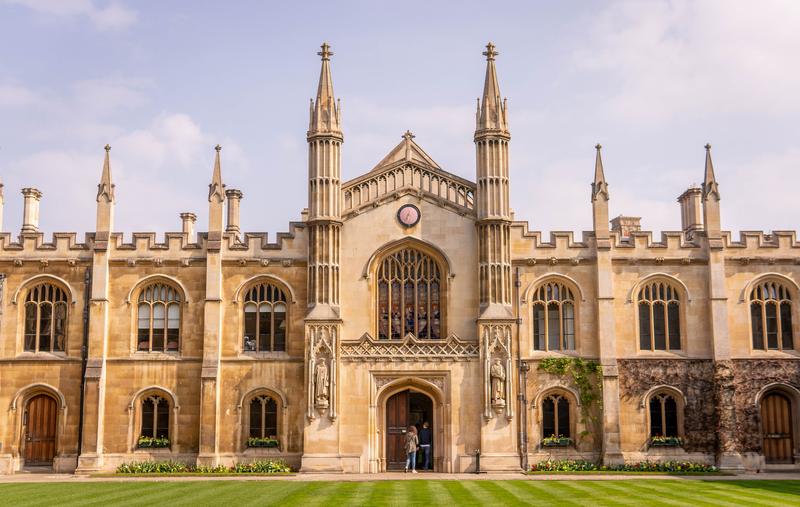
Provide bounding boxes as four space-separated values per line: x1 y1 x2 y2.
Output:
24 394 57 466
385 390 433 470
761 391 794 464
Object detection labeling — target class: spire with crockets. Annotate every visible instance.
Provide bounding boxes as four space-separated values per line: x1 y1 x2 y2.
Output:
476 42 508 133
309 42 341 135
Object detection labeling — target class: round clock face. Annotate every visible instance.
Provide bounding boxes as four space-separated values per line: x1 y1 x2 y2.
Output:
397 204 421 227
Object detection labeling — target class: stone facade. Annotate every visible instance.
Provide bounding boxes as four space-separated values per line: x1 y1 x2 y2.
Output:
0 43 799 474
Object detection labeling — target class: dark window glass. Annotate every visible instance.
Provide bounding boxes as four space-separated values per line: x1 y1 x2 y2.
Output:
141 399 155 438
533 304 545 351
243 283 289 352
156 401 170 438
652 302 666 350
780 302 793 350
547 302 560 351
667 303 680 350
556 397 570 438
639 304 651 350
24 303 37 351
664 397 678 437
249 399 262 439
649 398 661 436
542 398 555 438
766 303 779 349
751 302 764 350
562 302 575 350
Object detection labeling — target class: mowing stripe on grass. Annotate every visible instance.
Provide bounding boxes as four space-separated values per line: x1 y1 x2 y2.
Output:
438 478 483 505
555 480 642 507
512 480 588 506
471 479 531 505
694 480 800 507
595 479 699 507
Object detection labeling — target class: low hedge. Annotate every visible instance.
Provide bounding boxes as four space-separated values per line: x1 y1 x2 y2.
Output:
116 459 292 474
529 460 719 473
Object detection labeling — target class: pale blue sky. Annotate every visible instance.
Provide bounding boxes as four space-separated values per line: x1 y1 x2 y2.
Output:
1 0 799 238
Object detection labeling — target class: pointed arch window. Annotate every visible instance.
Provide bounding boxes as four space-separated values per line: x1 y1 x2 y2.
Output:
532 281 576 351
140 395 170 441
637 280 682 351
542 394 571 440
376 247 443 340
750 280 794 351
249 395 278 439
648 392 679 438
137 283 181 352
24 283 68 352
243 283 288 352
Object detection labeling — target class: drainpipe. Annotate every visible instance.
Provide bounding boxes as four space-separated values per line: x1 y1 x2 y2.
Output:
514 267 529 470
77 267 91 458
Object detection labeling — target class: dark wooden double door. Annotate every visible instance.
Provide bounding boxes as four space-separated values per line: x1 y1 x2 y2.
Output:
761 392 795 464
386 390 433 470
24 394 57 466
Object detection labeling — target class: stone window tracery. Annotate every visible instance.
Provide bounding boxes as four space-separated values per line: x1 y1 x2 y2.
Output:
531 282 576 351
137 283 181 352
750 280 794 351
249 395 278 439
24 283 68 353
243 283 287 352
541 393 571 440
637 280 681 351
140 395 170 441
648 392 679 438
376 247 442 340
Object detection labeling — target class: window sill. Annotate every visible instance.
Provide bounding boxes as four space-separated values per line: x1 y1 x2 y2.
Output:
634 350 688 359
748 350 800 358
15 351 69 360
131 352 182 360
238 351 291 360
528 350 580 358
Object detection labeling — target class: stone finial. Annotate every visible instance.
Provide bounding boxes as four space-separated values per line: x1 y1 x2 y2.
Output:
180 212 197 242
318 42 333 61
592 143 609 201
208 144 225 203
225 188 243 235
21 188 42 233
483 42 499 61
97 143 115 203
702 142 720 200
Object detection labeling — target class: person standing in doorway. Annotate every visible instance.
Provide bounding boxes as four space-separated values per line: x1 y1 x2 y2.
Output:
419 421 432 471
404 425 419 473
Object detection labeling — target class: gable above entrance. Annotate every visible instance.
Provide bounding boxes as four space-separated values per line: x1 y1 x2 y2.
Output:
342 131 476 220
371 130 442 172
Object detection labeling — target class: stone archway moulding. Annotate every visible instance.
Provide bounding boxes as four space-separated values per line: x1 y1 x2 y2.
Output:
12 274 78 305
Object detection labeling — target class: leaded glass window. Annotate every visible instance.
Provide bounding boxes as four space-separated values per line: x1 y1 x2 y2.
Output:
24 283 68 353
137 283 181 352
638 280 681 351
377 247 442 340
532 282 576 351
243 283 288 352
750 280 794 351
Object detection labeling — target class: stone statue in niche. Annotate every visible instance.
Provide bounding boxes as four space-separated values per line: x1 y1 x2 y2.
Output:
490 358 506 407
314 359 330 407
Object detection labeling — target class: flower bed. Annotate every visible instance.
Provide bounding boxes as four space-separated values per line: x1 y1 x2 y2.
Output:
247 437 280 448
649 436 682 447
116 459 292 474
529 460 719 473
137 436 170 449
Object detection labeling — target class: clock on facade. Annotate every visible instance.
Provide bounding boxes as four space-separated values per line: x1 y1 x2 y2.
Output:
397 204 421 227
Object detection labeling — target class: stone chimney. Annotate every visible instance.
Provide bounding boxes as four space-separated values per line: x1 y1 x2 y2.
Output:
610 215 641 239
677 186 703 238
225 189 243 235
21 188 42 233
180 212 197 243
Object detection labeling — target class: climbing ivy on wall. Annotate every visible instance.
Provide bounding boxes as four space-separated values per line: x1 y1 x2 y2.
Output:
537 357 603 439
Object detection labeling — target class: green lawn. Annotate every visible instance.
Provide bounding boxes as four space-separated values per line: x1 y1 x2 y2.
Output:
0 479 798 506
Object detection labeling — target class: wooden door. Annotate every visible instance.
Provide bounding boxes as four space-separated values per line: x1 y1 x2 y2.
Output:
761 392 794 464
24 394 57 466
386 390 409 470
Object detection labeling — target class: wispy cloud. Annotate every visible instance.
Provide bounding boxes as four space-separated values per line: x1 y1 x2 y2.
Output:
3 0 137 31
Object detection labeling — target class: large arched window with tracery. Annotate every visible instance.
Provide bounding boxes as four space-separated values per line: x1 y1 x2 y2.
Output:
532 281 576 351
137 283 181 352
24 283 68 353
750 280 794 351
243 283 288 352
377 247 443 340
637 280 682 351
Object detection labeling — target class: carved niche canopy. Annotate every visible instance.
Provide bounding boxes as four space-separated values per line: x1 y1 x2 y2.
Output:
340 333 479 362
